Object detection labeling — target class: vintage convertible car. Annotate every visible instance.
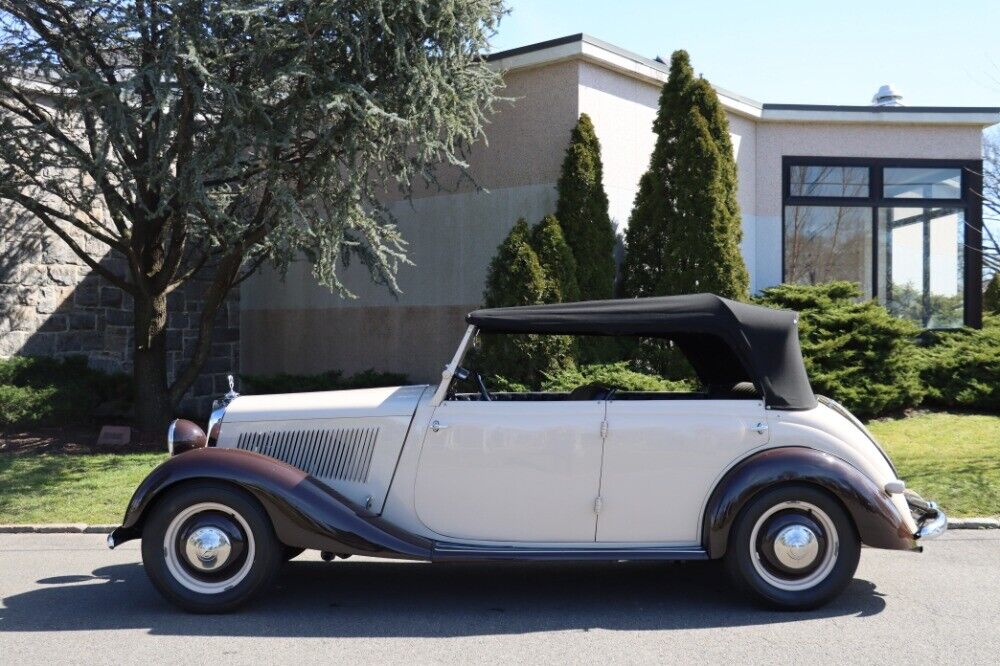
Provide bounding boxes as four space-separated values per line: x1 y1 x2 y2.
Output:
108 294 946 612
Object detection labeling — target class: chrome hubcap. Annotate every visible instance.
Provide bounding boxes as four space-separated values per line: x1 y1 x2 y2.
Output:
773 524 819 569
184 526 232 571
749 500 839 592
163 502 256 595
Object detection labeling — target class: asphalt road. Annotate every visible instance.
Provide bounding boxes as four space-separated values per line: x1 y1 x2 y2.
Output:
1 532 998 665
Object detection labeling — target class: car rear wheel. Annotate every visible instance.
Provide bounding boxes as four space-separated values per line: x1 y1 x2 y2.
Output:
141 482 282 613
724 485 860 610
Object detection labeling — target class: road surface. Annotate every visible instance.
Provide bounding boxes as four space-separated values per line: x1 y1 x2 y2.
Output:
1 531 998 664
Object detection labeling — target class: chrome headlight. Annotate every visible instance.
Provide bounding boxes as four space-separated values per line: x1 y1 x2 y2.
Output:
167 419 207 456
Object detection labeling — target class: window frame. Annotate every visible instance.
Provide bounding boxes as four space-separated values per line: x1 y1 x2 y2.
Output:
781 156 983 328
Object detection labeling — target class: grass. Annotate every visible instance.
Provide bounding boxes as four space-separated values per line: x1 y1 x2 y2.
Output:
869 412 1000 518
0 453 164 524
0 412 996 524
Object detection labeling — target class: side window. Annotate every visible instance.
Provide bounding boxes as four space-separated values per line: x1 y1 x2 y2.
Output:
451 334 760 402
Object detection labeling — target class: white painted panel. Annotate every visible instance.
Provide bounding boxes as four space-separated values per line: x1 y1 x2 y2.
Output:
414 399 603 541
597 399 768 544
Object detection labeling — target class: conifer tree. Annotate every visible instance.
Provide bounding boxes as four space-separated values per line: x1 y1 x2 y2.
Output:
556 114 616 300
479 220 574 385
621 50 749 301
985 273 1000 315
530 215 580 303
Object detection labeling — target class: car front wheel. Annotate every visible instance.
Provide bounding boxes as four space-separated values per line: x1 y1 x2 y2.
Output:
141 482 282 613
724 485 860 610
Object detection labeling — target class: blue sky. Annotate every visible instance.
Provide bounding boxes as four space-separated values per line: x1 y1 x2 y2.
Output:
490 1 1000 108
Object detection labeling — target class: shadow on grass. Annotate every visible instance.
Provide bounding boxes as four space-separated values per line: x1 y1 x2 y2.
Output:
1 558 885 637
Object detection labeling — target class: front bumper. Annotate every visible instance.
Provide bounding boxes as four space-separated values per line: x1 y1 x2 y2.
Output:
906 489 948 540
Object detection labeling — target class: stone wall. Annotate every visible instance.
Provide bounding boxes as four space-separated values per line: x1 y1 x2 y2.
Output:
0 211 239 418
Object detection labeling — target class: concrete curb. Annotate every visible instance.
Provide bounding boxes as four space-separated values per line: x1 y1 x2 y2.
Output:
1 519 998 534
0 524 118 534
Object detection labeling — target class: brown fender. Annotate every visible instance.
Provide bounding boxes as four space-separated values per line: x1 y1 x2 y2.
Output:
702 446 917 558
107 447 432 559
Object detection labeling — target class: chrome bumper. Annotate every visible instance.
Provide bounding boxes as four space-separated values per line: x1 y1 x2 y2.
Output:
906 490 947 540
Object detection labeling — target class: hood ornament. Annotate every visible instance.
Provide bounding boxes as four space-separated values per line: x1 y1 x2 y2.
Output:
213 374 240 411
224 374 240 402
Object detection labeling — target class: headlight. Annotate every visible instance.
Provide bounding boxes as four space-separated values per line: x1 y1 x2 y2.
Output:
167 419 207 456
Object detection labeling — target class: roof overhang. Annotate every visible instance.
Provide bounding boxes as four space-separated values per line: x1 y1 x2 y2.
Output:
486 34 1000 128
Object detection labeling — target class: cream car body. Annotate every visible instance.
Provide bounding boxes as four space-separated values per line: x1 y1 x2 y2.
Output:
111 295 943 612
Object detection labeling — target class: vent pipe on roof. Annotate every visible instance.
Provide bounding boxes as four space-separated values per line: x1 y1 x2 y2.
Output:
871 84 904 106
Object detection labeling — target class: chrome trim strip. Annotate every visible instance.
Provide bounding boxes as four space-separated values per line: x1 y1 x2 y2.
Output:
432 545 709 561
166 419 177 456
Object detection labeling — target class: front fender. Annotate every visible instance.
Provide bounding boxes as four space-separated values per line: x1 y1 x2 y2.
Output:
107 447 432 559
702 446 917 558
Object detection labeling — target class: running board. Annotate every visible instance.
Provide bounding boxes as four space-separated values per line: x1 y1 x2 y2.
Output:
432 544 709 562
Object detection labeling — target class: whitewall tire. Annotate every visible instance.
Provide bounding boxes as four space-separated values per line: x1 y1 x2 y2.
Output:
725 485 860 609
141 482 282 613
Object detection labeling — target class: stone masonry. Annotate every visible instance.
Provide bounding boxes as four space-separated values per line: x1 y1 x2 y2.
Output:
0 209 239 418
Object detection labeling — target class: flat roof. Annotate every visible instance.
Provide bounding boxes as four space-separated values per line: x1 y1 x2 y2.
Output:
486 34 1000 126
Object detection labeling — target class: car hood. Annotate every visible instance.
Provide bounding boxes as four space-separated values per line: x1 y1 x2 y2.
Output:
222 385 430 423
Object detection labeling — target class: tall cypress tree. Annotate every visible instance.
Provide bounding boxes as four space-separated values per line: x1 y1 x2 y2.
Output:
622 50 749 301
530 215 581 303
556 114 616 301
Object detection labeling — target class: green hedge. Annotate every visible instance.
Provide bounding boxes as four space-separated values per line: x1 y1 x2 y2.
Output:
756 282 925 418
542 362 693 393
917 316 1000 412
0 356 131 428
241 368 408 395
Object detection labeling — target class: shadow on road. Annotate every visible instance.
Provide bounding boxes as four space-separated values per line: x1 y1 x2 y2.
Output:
1 559 885 636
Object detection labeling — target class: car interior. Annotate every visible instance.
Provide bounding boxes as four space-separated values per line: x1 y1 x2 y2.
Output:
445 332 762 402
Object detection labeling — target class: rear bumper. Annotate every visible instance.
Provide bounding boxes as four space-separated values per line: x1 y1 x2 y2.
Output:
907 490 947 540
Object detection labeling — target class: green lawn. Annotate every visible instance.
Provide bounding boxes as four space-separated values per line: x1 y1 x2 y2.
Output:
0 412 997 524
869 412 1000 518
0 452 164 524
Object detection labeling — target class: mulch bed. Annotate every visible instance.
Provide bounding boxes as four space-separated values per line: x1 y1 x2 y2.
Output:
0 426 159 455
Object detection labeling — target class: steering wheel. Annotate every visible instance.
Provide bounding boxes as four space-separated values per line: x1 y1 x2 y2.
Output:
454 366 493 402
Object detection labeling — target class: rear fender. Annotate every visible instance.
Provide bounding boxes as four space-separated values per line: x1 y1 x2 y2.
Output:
108 447 432 559
702 446 917 558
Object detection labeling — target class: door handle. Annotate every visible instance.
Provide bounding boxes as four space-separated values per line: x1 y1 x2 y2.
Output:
752 421 768 435
431 420 448 432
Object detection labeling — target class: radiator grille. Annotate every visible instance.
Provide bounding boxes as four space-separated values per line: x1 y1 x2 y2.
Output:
235 427 379 483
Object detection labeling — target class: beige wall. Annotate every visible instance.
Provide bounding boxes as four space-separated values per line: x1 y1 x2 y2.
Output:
241 61 582 381
242 53 989 382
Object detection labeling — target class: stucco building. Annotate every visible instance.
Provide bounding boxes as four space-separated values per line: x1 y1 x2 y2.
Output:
240 34 998 383
2 34 997 397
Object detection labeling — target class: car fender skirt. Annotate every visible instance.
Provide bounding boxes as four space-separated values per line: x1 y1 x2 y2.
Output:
702 446 917 558
110 447 433 559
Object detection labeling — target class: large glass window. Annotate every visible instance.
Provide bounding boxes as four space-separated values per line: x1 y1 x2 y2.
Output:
784 206 872 291
789 165 869 197
878 208 964 328
884 167 961 199
783 158 979 328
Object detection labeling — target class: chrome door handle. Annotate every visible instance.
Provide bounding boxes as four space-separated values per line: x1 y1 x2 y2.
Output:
431 420 448 432
752 421 769 435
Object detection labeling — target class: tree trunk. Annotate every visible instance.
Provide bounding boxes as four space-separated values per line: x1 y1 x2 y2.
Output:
133 291 173 445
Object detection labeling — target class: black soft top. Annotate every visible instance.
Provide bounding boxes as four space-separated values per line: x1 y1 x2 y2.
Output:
466 294 816 410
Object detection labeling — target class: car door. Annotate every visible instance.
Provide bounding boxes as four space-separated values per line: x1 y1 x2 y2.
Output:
596 398 770 544
413 399 604 542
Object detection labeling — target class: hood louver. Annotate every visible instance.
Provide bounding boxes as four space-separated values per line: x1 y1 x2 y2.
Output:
236 427 379 484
